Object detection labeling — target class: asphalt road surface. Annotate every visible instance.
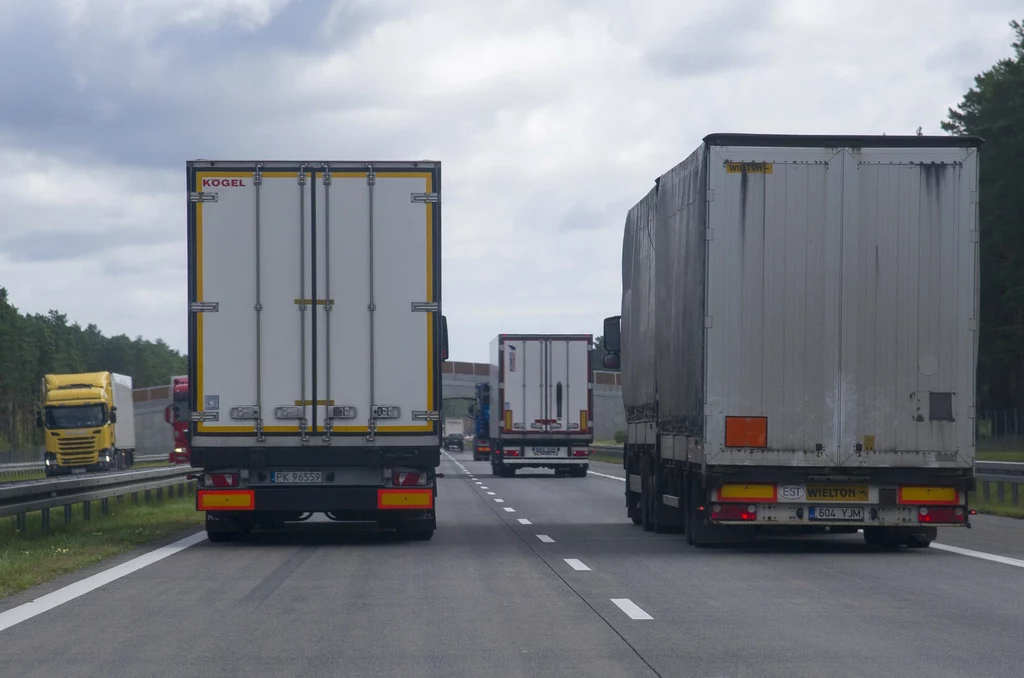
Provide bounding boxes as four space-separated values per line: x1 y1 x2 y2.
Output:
0 452 1022 678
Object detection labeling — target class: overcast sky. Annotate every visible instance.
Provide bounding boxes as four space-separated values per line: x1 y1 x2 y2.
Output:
0 0 1017 363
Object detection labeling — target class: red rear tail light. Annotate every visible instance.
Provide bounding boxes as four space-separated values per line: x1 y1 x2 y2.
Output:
918 506 966 523
505 449 520 457
572 448 589 457
204 473 238 488
710 503 757 521
393 471 428 487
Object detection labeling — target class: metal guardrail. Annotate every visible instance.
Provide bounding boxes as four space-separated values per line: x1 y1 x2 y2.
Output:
589 445 1023 507
0 454 170 481
1 466 195 534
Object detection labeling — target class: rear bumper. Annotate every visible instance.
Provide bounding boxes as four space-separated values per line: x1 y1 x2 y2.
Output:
703 502 969 528
198 487 435 514
502 457 589 467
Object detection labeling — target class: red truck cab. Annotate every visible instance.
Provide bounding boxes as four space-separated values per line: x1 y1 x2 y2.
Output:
166 375 190 464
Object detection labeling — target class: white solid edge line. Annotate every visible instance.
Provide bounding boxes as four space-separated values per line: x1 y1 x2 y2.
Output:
565 558 591 571
0 531 207 634
930 542 1024 569
537 534 555 543
588 470 625 482
518 518 532 525
611 598 653 620
503 507 516 513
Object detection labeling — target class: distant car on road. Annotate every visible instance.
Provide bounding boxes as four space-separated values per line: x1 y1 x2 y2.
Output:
445 434 464 452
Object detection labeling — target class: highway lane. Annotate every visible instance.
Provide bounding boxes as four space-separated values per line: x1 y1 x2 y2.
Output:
462 455 1024 678
1 452 1022 677
0 454 656 678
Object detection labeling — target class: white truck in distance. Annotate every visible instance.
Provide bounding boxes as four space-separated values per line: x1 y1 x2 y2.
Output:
444 418 464 438
479 334 594 477
603 133 981 548
187 159 449 542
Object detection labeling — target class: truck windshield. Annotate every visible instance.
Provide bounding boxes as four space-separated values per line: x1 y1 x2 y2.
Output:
45 405 106 429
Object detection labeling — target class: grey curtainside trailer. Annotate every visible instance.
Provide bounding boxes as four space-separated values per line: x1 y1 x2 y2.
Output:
603 133 982 548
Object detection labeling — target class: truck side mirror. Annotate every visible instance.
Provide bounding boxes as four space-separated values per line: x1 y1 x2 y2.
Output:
110 410 118 424
468 404 476 417
164 406 173 424
602 315 621 352
36 411 44 429
602 354 621 370
441 315 450 361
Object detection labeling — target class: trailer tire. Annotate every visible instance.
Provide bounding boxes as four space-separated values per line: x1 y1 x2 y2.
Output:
396 516 436 541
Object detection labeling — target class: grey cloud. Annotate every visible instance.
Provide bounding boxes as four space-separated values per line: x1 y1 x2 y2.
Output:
0 0 389 167
0 225 175 263
645 3 774 78
559 203 610 233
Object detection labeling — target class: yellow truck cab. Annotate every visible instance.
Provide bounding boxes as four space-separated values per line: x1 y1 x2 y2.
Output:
37 371 136 477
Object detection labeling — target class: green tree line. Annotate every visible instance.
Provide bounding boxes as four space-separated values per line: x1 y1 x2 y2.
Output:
0 287 187 452
945 19 1024 412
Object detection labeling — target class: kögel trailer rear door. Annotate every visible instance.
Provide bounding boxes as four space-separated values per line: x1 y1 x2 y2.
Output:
187 161 442 448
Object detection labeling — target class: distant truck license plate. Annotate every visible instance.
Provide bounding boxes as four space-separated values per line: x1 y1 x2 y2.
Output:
809 506 864 521
270 471 322 484
532 447 559 456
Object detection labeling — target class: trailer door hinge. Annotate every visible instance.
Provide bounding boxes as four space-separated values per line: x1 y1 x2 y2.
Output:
189 192 218 203
411 301 439 312
412 410 440 421
190 301 219 313
704 315 713 328
190 411 219 422
411 192 439 203
706 188 715 203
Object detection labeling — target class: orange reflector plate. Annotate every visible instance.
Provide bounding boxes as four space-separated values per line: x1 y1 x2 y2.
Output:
718 483 777 502
724 416 767 448
377 489 434 510
198 489 255 511
898 486 958 505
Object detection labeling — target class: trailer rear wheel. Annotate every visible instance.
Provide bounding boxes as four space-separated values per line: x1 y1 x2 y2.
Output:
396 516 436 541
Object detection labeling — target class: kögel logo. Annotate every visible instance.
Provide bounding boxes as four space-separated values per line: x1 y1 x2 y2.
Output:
508 345 517 372
202 178 247 187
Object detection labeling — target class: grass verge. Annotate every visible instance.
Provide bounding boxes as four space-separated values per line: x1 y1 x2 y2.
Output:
590 451 622 465
0 493 202 599
976 450 1024 463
